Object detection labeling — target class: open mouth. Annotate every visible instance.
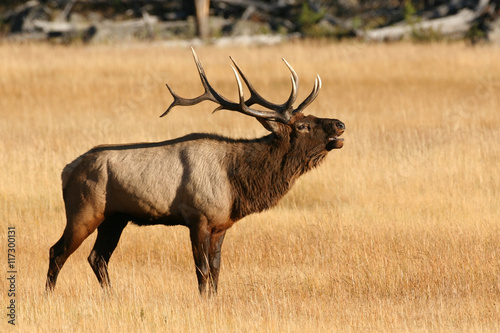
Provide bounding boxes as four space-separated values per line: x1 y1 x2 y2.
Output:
328 129 345 142
326 131 344 150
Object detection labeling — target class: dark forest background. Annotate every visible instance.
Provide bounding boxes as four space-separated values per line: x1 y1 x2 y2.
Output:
1 1 499 43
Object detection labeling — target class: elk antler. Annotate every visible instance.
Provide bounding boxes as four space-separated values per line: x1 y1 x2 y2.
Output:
228 56 298 113
292 74 322 115
161 48 321 123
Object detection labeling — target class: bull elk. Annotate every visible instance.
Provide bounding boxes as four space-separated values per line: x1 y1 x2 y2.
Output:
45 48 345 294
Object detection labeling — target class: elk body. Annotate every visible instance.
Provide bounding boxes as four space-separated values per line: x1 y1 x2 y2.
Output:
46 49 345 294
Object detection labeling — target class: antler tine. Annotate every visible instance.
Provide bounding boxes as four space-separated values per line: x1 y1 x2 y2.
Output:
161 48 240 117
292 74 322 115
229 65 290 122
281 58 299 110
159 83 186 117
229 56 298 114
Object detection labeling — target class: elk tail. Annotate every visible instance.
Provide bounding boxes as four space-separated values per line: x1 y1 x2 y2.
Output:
61 156 83 189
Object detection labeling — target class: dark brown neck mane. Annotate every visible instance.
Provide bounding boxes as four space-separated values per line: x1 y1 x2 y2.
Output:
226 133 328 221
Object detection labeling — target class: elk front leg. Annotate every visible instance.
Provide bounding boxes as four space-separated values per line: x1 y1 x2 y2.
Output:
208 230 226 293
189 220 227 295
190 223 211 295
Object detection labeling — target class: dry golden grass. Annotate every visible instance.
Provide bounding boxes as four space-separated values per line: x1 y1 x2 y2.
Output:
0 41 499 332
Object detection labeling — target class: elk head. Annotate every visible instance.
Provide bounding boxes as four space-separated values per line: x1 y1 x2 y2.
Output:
161 48 345 154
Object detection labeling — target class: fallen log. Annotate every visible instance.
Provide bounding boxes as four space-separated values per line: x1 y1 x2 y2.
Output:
362 0 490 41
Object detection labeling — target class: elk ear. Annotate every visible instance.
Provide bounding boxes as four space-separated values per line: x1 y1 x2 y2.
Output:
257 118 287 134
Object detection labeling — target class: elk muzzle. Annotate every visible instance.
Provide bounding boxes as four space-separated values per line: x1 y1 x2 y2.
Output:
326 120 345 151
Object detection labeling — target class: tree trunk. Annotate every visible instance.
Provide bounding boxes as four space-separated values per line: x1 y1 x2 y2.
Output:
195 0 210 39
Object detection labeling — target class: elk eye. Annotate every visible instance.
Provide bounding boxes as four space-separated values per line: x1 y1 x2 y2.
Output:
297 124 309 131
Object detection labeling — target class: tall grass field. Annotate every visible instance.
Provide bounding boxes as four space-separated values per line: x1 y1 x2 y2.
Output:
0 41 499 332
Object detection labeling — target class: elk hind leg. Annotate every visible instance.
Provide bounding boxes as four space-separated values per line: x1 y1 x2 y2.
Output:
46 215 102 292
88 214 128 289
